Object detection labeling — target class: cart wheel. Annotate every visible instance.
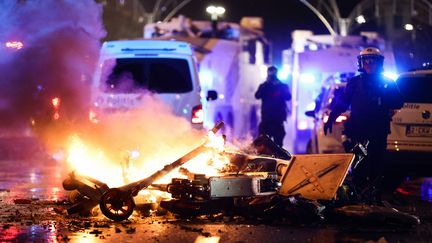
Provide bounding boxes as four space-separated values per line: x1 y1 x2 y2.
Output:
99 188 135 221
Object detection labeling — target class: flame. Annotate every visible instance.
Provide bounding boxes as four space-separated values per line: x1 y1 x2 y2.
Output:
66 135 125 187
66 129 231 189
5 41 24 49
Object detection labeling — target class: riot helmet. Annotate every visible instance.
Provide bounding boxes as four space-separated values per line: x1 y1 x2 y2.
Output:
357 47 384 74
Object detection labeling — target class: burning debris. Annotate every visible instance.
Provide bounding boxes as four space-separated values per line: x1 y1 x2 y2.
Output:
63 121 225 221
61 121 420 227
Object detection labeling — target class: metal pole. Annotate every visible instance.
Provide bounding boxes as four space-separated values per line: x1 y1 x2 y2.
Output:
162 0 193 22
148 0 163 23
299 0 338 36
375 0 380 18
329 0 341 19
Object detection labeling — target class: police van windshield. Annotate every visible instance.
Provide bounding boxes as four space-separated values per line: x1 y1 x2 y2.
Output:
397 75 432 103
102 58 193 93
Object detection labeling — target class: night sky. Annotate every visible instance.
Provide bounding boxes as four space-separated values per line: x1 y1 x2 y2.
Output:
176 0 363 65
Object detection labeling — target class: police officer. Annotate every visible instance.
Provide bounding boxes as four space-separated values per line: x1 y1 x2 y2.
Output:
323 47 404 198
255 66 291 147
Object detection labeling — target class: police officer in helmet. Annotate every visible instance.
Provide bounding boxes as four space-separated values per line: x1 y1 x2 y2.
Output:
324 47 404 200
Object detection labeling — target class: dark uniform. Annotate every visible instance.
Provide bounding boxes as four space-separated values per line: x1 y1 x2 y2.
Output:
327 73 404 193
255 71 291 147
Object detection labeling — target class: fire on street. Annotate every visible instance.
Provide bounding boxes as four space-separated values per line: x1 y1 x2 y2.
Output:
2 0 432 242
1 137 432 243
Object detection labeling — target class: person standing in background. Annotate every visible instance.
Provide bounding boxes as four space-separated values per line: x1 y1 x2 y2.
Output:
255 66 291 147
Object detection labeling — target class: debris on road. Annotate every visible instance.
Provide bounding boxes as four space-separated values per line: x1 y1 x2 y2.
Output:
13 198 33 204
333 204 420 226
59 121 421 228
63 121 225 221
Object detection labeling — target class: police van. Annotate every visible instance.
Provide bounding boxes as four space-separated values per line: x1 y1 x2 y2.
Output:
305 73 352 154
387 68 432 165
90 40 206 128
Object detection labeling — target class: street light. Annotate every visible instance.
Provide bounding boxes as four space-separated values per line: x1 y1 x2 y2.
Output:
404 23 414 31
355 15 366 24
206 5 225 20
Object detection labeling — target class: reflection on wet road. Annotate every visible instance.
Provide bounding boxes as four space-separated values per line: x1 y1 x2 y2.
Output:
0 157 68 202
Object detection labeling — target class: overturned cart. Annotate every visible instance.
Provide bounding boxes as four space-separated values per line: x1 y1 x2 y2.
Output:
63 122 224 220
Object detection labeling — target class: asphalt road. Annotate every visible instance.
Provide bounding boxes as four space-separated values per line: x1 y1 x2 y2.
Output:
1 137 432 242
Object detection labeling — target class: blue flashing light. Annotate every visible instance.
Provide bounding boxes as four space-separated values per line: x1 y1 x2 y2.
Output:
277 65 291 81
299 73 316 83
199 70 213 87
306 102 315 111
383 71 398 81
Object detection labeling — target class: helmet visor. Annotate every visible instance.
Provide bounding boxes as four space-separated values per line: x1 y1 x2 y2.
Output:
361 56 382 65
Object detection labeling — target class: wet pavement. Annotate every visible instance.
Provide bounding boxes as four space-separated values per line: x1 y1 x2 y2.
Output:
1 137 432 242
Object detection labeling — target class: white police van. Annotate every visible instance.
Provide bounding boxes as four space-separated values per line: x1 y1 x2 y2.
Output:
90 40 209 128
305 73 351 154
387 68 432 166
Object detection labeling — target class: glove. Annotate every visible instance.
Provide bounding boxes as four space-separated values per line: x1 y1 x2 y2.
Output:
323 121 333 135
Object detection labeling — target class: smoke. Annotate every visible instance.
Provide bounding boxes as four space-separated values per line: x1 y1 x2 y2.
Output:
67 92 206 184
0 0 217 183
0 0 105 135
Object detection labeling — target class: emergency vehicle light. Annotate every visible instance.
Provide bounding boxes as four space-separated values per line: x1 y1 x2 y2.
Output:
335 115 347 123
383 71 398 81
300 73 316 83
278 65 291 81
5 41 23 50
192 105 204 124
199 70 213 87
323 114 347 123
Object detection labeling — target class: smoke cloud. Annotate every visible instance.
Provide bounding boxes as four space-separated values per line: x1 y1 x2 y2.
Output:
0 0 105 134
0 1 218 183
